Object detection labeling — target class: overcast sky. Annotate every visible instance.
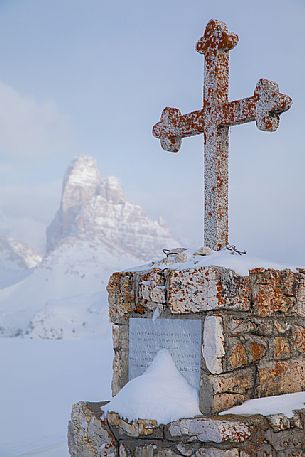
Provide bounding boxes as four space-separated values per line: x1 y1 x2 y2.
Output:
0 0 304 264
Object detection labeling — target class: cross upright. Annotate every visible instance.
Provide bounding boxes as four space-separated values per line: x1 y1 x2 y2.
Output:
153 19 292 251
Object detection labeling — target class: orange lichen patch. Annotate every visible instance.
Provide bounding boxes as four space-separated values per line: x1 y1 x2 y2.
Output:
216 280 225 306
274 336 291 359
263 359 282 377
250 269 296 317
228 343 248 369
134 304 145 314
258 359 305 397
250 342 266 362
196 19 239 55
107 271 136 321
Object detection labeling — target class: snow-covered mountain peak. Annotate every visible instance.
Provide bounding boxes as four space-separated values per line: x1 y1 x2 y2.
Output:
47 155 180 259
61 155 101 212
64 155 101 187
103 176 125 203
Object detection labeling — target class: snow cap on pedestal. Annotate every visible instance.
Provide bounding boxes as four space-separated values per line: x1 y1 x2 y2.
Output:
102 349 201 424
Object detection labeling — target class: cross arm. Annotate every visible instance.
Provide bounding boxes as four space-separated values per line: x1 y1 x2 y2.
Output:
221 79 292 131
152 107 204 152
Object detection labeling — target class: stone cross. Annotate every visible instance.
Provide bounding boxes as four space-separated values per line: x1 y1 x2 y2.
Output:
153 19 292 251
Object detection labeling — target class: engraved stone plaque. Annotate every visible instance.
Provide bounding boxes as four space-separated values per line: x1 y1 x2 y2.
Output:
128 318 202 390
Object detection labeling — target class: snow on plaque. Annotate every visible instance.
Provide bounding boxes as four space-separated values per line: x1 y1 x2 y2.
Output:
128 318 202 390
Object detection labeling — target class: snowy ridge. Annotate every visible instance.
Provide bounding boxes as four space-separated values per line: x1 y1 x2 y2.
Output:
0 236 144 338
0 236 41 288
6 237 42 268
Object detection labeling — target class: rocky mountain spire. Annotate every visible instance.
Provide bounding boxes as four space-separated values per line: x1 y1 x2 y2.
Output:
46 155 180 260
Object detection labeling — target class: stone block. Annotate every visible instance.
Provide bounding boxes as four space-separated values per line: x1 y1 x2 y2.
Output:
138 269 166 306
268 414 291 432
212 393 245 413
113 324 128 351
68 402 117 457
292 325 305 355
107 412 163 439
265 428 305 451
258 359 305 397
274 320 291 334
247 338 268 363
112 348 128 396
250 269 296 317
296 271 305 317
195 450 239 456
202 315 225 374
227 339 248 370
201 367 254 414
167 267 250 314
166 417 252 443
108 272 136 323
134 446 180 457
225 317 273 337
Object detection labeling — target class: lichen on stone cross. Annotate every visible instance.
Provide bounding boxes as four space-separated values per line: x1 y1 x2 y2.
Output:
153 19 292 251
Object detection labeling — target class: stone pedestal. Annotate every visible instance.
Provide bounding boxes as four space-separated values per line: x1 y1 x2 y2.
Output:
107 264 305 415
68 261 305 456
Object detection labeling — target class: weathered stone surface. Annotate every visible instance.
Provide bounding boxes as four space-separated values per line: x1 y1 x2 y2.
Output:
112 347 128 396
138 269 166 306
258 359 305 397
274 320 290 334
274 337 291 359
226 317 273 337
227 342 248 370
112 324 129 395
166 417 251 443
167 267 250 314
108 269 168 323
268 414 291 432
250 269 297 317
195 450 239 456
107 412 162 439
209 368 255 396
292 325 305 355
68 402 117 457
202 315 225 374
135 446 180 457
296 271 305 317
113 324 128 350
108 272 135 322
212 393 245 413
248 339 267 363
265 428 305 452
